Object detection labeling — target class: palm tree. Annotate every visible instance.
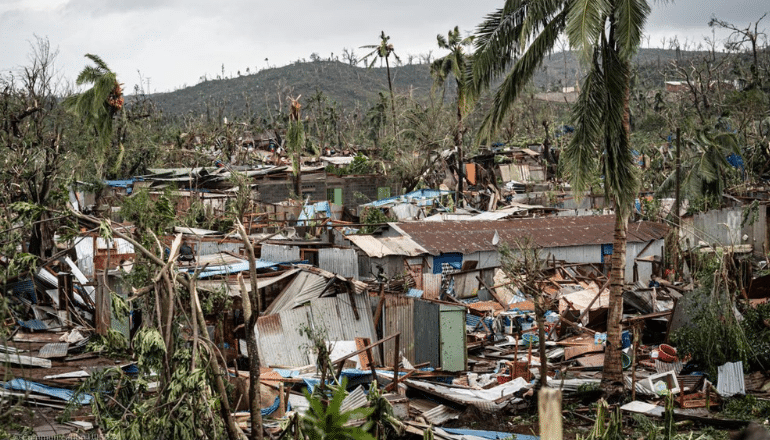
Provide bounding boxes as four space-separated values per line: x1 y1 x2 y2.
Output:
655 128 741 210
361 31 400 142
63 54 124 173
431 26 475 208
471 0 651 386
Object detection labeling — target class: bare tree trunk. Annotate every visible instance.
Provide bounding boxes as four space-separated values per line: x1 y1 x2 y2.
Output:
455 101 464 209
191 284 243 440
385 57 398 142
236 222 264 440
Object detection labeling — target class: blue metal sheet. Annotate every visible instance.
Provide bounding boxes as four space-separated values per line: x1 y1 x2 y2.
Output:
406 288 423 298
187 259 286 278
7 279 36 304
17 319 48 330
440 427 538 440
365 189 453 208
3 378 92 405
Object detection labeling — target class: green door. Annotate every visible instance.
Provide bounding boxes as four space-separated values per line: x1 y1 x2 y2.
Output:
439 304 466 371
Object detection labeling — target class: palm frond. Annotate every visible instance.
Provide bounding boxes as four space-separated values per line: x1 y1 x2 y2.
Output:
600 36 638 214
566 0 611 62
84 53 110 72
614 0 650 59
471 0 529 94
477 8 567 139
561 52 605 194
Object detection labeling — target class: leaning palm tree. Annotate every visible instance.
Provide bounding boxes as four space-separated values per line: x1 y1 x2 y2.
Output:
431 26 475 208
471 0 651 386
63 54 124 173
361 31 400 142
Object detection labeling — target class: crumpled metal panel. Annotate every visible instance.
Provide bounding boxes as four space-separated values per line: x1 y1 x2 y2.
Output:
716 361 745 397
257 293 378 368
255 310 313 368
340 385 368 413
263 270 328 315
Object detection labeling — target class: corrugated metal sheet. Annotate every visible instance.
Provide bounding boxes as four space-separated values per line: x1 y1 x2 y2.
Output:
716 361 745 397
196 269 299 296
263 271 329 315
422 274 442 300
414 299 440 368
310 294 377 343
261 244 301 262
255 309 313 367
395 216 668 255
257 294 377 368
74 237 94 276
390 203 421 220
197 240 241 256
340 386 369 413
319 248 358 279
346 235 427 258
383 297 414 366
422 404 461 425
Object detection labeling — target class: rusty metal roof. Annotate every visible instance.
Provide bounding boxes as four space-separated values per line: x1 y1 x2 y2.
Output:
394 215 668 255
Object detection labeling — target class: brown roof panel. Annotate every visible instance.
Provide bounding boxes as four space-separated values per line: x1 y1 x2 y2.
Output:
395 215 667 255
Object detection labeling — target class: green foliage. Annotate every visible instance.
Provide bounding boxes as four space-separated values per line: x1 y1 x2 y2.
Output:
120 187 177 235
301 378 376 440
578 399 624 440
358 207 395 234
86 328 129 357
366 381 405 439
132 327 166 374
198 286 232 316
326 154 378 176
722 395 770 421
62 54 121 150
78 347 224 440
671 254 770 377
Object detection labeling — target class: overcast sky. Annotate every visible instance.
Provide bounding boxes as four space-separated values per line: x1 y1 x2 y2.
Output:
1 0 768 93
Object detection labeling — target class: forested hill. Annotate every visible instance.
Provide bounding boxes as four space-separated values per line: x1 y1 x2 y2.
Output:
147 49 708 119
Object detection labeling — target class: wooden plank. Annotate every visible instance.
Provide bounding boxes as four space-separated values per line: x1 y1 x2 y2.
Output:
355 337 373 370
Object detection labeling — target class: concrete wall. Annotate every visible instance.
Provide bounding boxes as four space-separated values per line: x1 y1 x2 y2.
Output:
254 173 397 216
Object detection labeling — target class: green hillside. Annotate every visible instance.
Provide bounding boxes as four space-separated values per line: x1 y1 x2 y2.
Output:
148 49 708 119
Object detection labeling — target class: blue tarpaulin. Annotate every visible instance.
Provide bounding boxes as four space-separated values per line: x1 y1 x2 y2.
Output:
365 189 453 208
4 378 92 405
440 427 539 440
298 201 332 226
261 395 291 416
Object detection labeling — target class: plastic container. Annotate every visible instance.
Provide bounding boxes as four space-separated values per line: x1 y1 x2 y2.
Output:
621 330 632 349
522 333 539 347
622 352 632 369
